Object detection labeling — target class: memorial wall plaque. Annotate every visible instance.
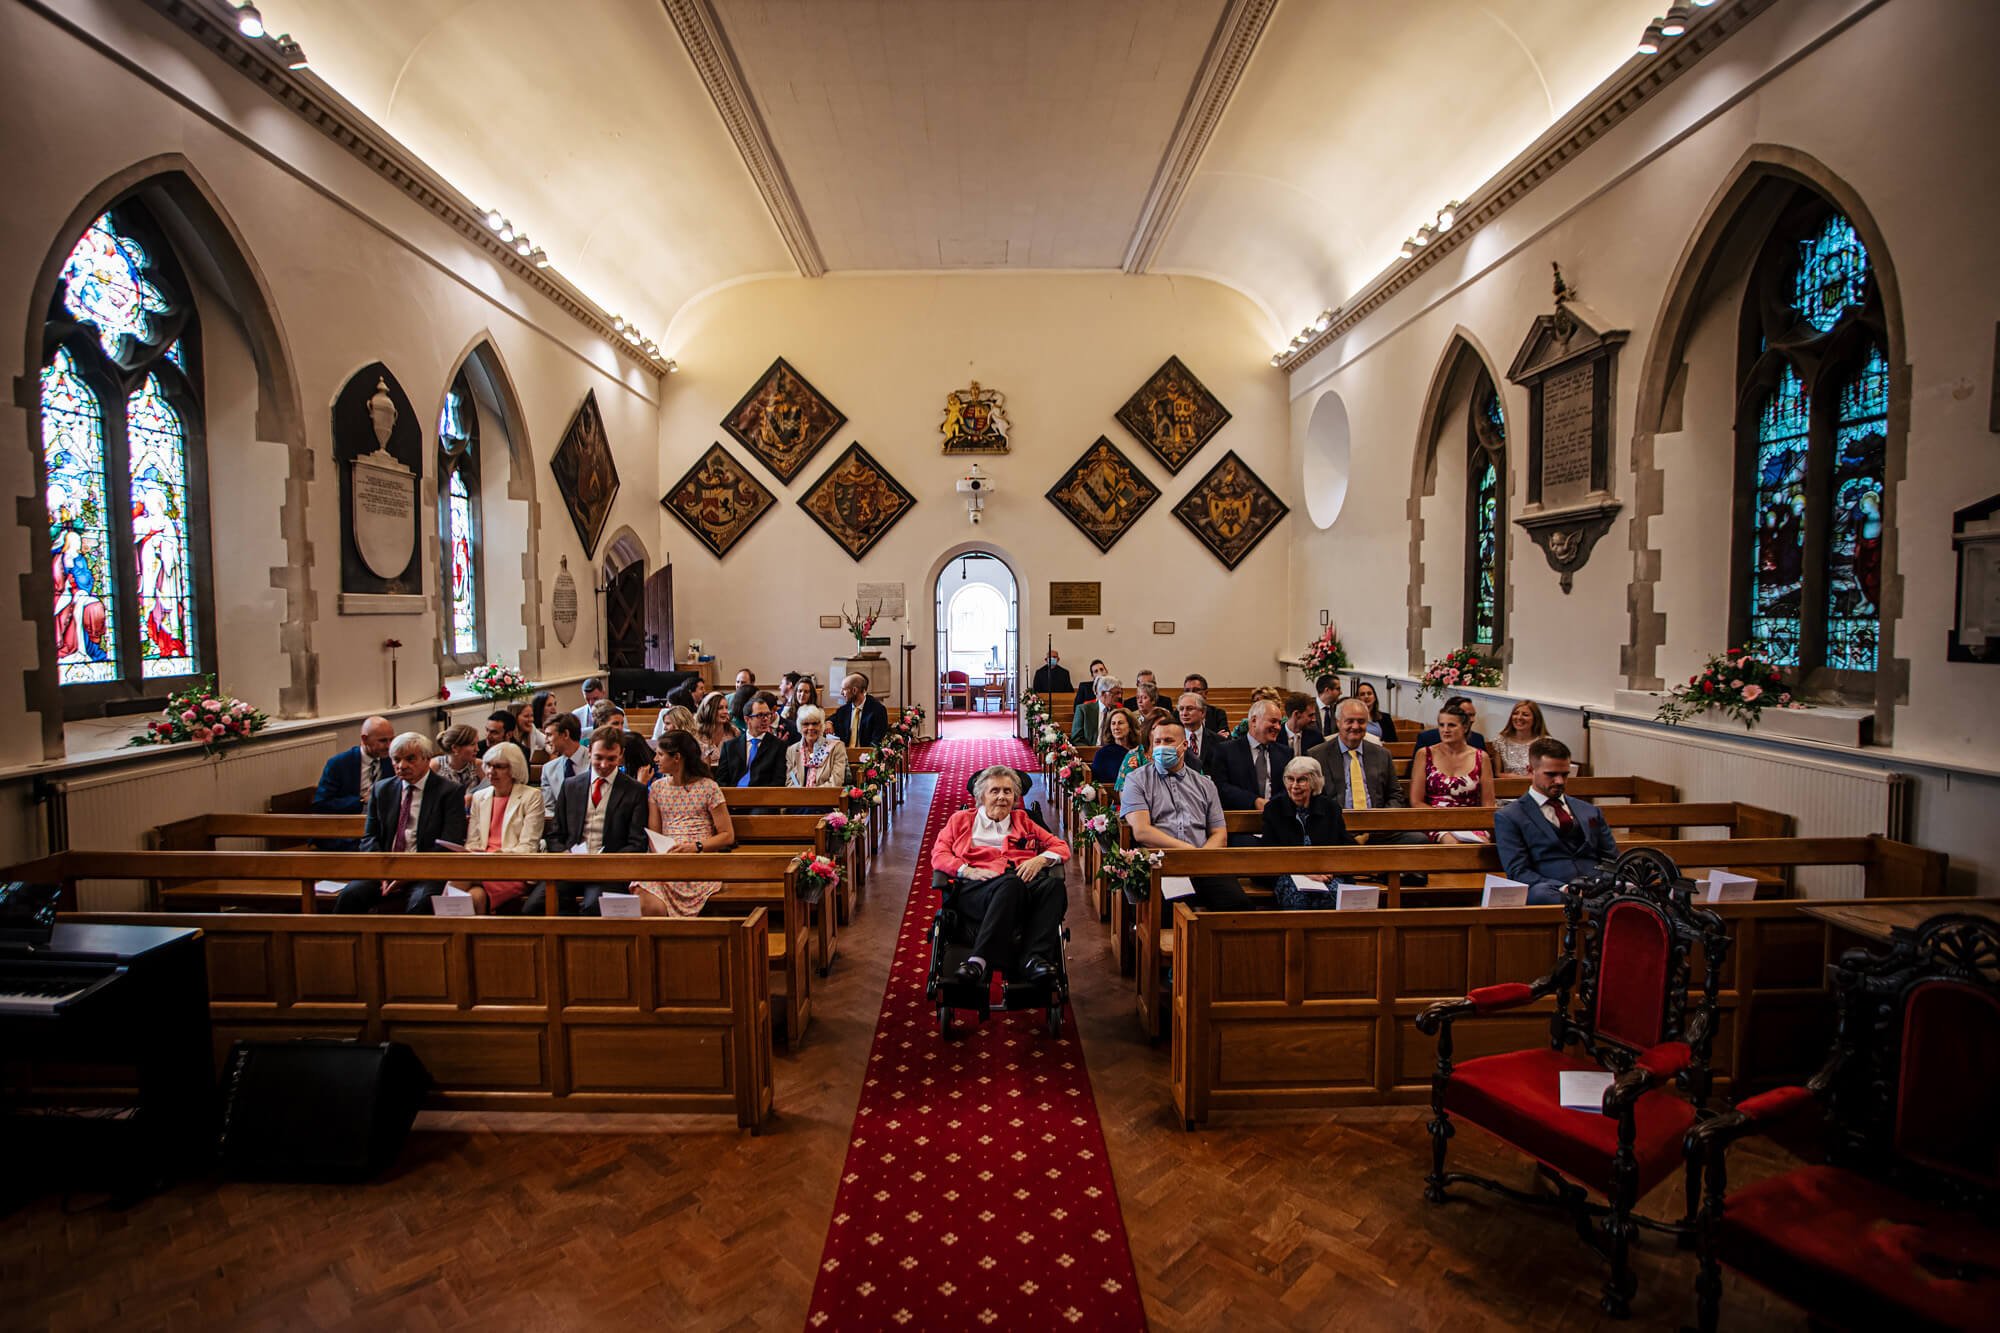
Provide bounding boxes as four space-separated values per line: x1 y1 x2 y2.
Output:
552 556 579 647
332 362 425 613
1049 582 1102 616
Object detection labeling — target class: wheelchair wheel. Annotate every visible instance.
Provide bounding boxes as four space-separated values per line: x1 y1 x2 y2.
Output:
1045 1003 1061 1038
938 1003 956 1039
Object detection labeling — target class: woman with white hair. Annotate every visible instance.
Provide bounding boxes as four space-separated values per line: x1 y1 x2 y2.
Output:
451 741 546 914
786 705 848 786
1260 754 1355 910
931 765 1071 987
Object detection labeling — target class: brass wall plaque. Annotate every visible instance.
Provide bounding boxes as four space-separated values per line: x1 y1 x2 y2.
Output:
1152 621 1175 635
1049 582 1102 616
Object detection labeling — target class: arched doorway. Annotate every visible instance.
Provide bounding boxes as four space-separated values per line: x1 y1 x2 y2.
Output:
599 528 649 671
933 551 1018 735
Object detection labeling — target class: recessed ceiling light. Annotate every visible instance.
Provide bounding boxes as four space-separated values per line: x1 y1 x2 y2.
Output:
1662 3 1692 36
236 4 265 38
1638 20 1664 54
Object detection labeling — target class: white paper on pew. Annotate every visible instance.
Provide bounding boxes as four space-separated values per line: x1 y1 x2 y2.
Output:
1559 1069 1614 1114
433 889 474 917
1335 885 1379 911
313 879 345 896
598 892 641 918
1702 869 1757 903
645 828 678 853
1289 876 1332 893
1482 875 1529 908
1159 876 1198 902
569 842 589 855
432 840 467 853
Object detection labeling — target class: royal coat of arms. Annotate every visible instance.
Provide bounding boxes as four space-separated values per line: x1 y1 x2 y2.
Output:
661 443 776 559
1172 450 1290 570
722 356 847 483
940 381 1011 454
798 443 917 561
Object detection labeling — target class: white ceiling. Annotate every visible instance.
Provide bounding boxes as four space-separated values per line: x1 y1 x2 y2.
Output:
252 0 1661 345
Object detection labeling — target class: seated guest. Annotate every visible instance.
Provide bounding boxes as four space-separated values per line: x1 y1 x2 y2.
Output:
1072 673 1121 744
528 690 556 750
830 673 889 749
633 729 737 917
727 672 757 727
527 729 648 915
1261 756 1355 909
650 703 695 746
1488 699 1549 776
1313 676 1345 740
449 742 545 914
1411 704 1495 841
1131 680 1165 718
484 709 518 752
1412 695 1487 751
663 680 699 713
313 714 395 848
1306 699 1426 845
589 699 627 737
334 732 468 914
1119 719 1247 910
934 765 1071 986
1091 707 1139 786
431 724 482 790
1070 657 1104 714
509 698 544 758
717 691 786 787
1175 692 1226 772
1281 691 1324 759
1182 674 1229 735
778 675 820 741
1211 698 1289 810
540 711 584 812
787 705 849 786
1354 680 1398 743
572 677 606 729
1134 668 1158 696
1115 707 1172 791
619 728 655 784
693 691 735 768
1495 737 1616 904
1228 686 1284 739
773 672 803 743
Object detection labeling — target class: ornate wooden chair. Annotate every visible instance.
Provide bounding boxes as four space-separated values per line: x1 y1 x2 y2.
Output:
1685 912 2000 1331
941 671 971 711
1415 847 1728 1317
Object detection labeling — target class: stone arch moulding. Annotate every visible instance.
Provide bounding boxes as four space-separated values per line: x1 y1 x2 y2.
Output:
1405 328 1513 677
1625 145 1909 741
600 526 650 577
18 155 312 759
923 540 1028 719
433 333 544 678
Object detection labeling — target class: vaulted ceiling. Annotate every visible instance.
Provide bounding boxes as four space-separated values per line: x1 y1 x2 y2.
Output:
253 0 1660 346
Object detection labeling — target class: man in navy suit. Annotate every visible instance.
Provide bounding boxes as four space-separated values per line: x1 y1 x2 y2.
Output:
1175 692 1227 774
334 732 469 913
717 692 787 787
1210 699 1290 811
830 673 889 749
526 729 650 915
1280 692 1325 762
1495 737 1618 905
312 716 394 848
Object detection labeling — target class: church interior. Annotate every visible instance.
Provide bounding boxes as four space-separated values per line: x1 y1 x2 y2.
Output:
4 0 1998 1328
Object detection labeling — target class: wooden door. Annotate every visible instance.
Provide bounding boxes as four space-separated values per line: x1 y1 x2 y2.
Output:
606 561 646 669
644 565 675 672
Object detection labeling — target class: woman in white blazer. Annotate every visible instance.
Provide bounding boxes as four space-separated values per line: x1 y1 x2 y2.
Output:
452 742 546 914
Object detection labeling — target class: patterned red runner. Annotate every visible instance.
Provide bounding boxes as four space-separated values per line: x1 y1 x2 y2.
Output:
806 736 1146 1331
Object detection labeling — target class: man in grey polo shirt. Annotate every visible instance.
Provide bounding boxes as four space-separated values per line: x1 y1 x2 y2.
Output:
1118 718 1249 911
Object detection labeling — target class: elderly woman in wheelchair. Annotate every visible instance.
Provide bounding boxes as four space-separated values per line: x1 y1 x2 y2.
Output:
930 764 1071 988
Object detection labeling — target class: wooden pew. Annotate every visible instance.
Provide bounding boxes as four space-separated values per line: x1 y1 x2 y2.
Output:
1168 896 1880 1127
1128 839 1950 1040
723 787 862 918
55 840 819 1048
733 812 841 976
66 907 773 1129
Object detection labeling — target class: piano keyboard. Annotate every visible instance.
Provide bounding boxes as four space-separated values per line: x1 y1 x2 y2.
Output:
0 966 123 1016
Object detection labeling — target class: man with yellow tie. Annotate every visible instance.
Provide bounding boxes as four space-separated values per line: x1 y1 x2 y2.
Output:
831 672 888 751
1305 698 1427 849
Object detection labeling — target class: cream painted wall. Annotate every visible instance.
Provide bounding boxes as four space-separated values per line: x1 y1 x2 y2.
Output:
659 273 1291 698
0 0 658 767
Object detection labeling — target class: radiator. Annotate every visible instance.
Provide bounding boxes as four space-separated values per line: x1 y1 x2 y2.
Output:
50 731 341 911
1587 718 1910 899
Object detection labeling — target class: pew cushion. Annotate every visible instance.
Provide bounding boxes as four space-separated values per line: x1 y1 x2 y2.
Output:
1715 1164 2000 1330
1444 1047 1694 1196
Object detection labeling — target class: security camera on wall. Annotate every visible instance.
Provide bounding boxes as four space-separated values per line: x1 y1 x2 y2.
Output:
956 461 995 525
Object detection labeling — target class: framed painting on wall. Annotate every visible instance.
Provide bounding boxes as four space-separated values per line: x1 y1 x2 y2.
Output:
1045 435 1160 552
1172 450 1290 570
722 356 847 484
797 443 916 561
550 388 619 559
1114 354 1231 475
660 442 776 559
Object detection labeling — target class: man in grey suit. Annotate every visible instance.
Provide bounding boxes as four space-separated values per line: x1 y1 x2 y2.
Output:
1305 698 1427 849
1495 737 1618 904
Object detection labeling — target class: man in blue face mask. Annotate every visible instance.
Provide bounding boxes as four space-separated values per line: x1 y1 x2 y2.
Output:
1118 719 1249 911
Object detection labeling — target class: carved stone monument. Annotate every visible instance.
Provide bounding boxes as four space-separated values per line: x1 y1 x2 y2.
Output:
1506 265 1627 593
552 556 579 648
333 363 425 614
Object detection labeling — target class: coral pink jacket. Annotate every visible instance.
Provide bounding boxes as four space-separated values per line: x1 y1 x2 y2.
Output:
930 808 1069 877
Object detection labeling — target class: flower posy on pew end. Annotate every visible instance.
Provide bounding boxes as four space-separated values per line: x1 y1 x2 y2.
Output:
791 852 841 904
128 675 268 756
1655 644 1806 727
466 662 535 700
1417 647 1499 699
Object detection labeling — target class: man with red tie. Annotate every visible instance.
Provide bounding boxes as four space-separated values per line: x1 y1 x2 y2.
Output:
1494 737 1618 905
526 729 649 915
333 731 469 913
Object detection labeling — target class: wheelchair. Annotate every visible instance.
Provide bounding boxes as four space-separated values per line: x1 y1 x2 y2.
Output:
923 768 1070 1039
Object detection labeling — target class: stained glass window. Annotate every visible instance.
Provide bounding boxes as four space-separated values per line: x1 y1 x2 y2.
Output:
1791 214 1869 334
58 212 171 358
1746 366 1810 667
1464 386 1505 649
438 380 482 661
1471 456 1500 645
42 349 119 684
1824 344 1887 671
127 375 198 679
447 467 478 655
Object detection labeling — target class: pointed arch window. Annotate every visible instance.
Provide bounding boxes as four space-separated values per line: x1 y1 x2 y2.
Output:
1463 378 1506 651
1733 199 1885 689
438 370 484 666
40 204 212 712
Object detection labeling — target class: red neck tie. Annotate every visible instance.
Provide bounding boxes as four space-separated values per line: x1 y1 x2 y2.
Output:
1552 796 1574 830
391 783 415 852
592 777 605 808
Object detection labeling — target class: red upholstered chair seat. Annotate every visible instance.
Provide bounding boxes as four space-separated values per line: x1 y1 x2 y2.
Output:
1716 1163 2000 1330
1443 1047 1695 1198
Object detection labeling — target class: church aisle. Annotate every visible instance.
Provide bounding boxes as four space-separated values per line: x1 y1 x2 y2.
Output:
805 736 1147 1331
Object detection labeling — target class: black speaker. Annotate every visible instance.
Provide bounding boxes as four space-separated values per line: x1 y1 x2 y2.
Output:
218 1040 430 1181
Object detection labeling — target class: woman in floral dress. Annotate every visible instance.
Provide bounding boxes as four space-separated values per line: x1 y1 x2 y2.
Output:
1409 705 1495 842
635 729 736 917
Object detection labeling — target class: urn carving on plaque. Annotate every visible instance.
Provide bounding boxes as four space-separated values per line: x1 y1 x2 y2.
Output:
1505 266 1627 593
333 363 425 613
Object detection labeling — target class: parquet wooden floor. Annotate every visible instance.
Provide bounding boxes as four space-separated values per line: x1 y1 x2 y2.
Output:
3 769 1807 1331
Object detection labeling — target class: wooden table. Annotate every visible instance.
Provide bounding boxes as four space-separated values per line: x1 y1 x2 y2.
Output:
1796 897 2000 942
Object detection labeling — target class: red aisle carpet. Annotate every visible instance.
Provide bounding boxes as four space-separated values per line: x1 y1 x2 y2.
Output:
805 736 1146 1331
936 713 1020 739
